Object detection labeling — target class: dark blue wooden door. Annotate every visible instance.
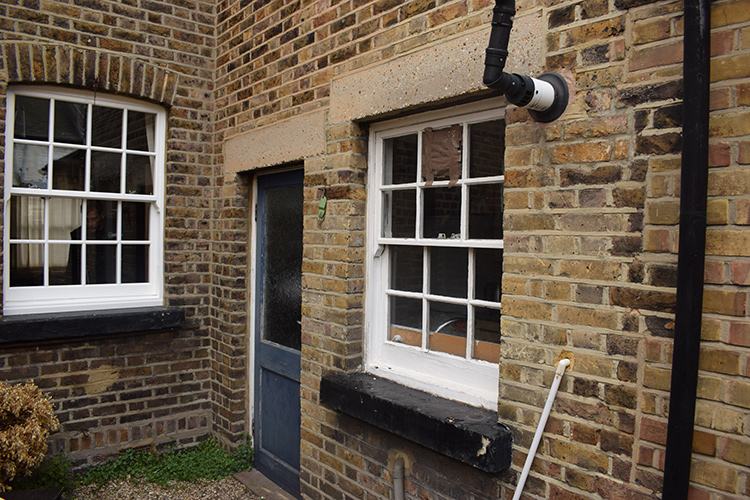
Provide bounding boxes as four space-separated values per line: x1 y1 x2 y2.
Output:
254 170 303 498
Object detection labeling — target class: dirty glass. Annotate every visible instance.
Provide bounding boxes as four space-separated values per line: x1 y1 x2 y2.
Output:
52 147 85 191
384 134 418 185
127 111 156 151
429 247 467 298
91 151 122 193
261 184 303 351
469 183 503 239
469 119 505 178
13 144 48 188
428 301 467 356
473 306 502 362
423 186 461 238
54 100 86 145
122 245 148 283
122 202 149 241
92 106 123 148
384 189 416 238
474 248 502 302
14 95 49 141
391 246 423 292
126 155 154 195
9 243 44 287
389 296 422 347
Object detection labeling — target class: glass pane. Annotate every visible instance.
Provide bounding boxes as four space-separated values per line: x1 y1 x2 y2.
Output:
125 154 154 195
50 243 76 285
91 151 122 193
13 144 48 188
54 100 87 145
85 200 117 241
469 119 505 178
421 125 462 184
122 202 149 240
428 301 466 357
469 183 503 239
390 246 423 292
261 183 303 351
475 249 502 302
430 247 467 298
9 243 44 287
127 111 156 151
473 306 502 362
122 245 148 283
14 95 49 141
423 186 461 239
9 196 45 240
384 134 417 185
389 296 422 347
52 147 85 191
86 244 116 284
92 106 123 148
48 197 82 241
385 190 416 239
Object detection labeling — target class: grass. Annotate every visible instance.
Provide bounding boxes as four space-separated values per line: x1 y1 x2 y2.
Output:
11 437 254 494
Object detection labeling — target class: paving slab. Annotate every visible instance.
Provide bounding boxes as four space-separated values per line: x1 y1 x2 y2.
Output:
234 470 296 500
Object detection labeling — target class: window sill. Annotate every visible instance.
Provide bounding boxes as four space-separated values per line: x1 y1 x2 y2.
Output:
320 372 512 473
0 306 184 345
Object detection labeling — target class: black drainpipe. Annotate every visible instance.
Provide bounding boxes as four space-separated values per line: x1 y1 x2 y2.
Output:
662 1 711 499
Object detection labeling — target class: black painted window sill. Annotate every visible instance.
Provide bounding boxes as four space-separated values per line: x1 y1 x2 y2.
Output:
320 372 512 473
0 306 184 345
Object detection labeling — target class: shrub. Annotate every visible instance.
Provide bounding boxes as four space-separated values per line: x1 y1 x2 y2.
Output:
0 381 60 492
10 453 75 494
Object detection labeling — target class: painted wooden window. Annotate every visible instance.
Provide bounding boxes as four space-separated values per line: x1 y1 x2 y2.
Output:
366 100 505 408
4 86 166 315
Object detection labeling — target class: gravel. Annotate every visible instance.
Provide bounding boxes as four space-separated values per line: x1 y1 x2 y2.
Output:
71 477 263 500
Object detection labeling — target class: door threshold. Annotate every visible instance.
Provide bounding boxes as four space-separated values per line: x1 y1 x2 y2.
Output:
234 470 298 500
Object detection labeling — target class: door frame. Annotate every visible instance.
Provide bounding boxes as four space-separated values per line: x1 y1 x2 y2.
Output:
247 166 304 496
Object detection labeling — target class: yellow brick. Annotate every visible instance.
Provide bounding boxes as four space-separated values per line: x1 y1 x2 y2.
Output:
706 199 729 225
690 459 739 492
706 230 750 257
698 347 741 375
557 304 619 330
502 297 554 321
644 366 671 391
708 169 750 196
711 0 750 28
648 200 680 224
709 109 750 138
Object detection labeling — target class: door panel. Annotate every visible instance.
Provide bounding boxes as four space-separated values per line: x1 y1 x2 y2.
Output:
253 170 303 498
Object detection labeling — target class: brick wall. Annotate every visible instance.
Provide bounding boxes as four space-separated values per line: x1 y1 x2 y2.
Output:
217 0 749 498
0 0 747 497
0 1 221 467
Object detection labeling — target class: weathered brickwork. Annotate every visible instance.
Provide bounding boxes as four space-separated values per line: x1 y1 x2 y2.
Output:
0 1 222 467
211 0 750 498
0 0 748 498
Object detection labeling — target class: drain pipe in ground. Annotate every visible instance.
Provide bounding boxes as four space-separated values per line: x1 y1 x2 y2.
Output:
661 1 711 498
393 456 405 500
512 358 570 500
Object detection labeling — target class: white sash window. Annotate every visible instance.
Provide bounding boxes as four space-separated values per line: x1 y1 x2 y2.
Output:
4 86 166 315
365 101 506 408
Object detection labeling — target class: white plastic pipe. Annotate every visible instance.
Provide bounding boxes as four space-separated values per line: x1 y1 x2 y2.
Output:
525 77 556 111
512 358 571 500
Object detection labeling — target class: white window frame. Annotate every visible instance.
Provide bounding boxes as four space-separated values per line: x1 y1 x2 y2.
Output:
3 86 166 315
365 99 506 409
